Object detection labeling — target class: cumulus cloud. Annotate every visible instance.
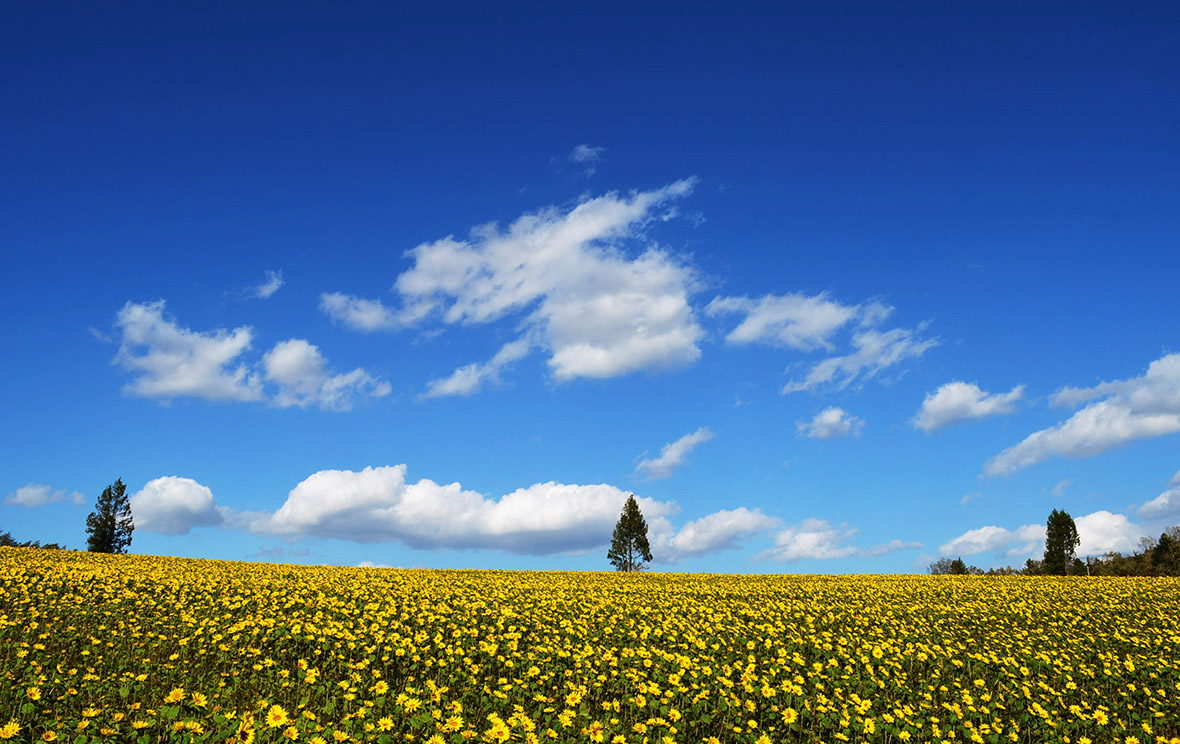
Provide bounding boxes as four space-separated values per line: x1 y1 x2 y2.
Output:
421 338 533 398
332 180 703 389
649 507 779 563
796 407 864 439
115 300 263 402
1139 485 1180 521
939 510 1144 560
762 518 919 562
319 292 403 332
112 300 388 411
912 381 1024 432
1075 511 1144 555
262 339 391 411
129 476 225 535
939 524 1045 559
985 353 1180 476
252 270 284 299
706 292 860 351
248 465 680 555
782 322 937 395
635 427 715 480
4 484 85 508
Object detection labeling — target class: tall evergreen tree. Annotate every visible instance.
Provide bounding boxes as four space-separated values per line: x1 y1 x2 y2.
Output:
1042 508 1080 575
607 495 652 572
86 478 134 554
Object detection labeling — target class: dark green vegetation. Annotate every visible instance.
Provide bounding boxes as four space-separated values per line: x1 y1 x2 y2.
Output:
607 494 652 572
85 477 134 554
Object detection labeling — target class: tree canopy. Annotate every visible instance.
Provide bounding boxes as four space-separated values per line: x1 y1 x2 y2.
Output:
1043 508 1080 575
607 495 652 572
86 478 134 554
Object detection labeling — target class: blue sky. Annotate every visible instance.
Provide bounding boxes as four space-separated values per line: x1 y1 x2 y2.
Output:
3 2 1179 572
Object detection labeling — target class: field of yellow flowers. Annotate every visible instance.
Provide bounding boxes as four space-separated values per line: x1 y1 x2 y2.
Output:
1 548 1179 744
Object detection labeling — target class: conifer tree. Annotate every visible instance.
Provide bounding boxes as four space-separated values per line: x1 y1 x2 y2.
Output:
1042 508 1079 575
607 495 652 572
86 478 134 554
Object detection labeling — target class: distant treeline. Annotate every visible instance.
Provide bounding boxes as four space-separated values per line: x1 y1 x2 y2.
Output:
933 525 1180 577
0 528 66 551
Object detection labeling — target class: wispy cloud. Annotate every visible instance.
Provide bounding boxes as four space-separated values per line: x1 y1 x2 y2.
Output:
421 339 533 399
762 518 919 561
559 144 606 176
4 484 86 508
986 352 1180 476
797 407 864 439
912 381 1023 432
706 292 860 351
252 270 284 299
782 321 937 395
319 292 403 332
635 427 715 480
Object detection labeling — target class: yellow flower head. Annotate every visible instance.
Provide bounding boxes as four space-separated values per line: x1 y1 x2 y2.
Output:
267 705 291 728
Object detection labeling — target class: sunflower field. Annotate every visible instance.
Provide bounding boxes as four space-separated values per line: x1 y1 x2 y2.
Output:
2 548 1179 744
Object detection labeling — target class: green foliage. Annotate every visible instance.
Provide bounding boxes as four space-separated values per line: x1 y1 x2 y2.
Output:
86 478 134 554
1090 526 1180 576
0 528 64 550
1043 508 1080 576
607 495 652 572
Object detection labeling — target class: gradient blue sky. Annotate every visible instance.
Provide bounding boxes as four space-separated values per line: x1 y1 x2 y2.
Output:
4 2 1178 571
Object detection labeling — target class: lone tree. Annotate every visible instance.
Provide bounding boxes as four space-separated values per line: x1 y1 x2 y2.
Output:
86 478 134 554
1043 508 1080 575
607 494 652 572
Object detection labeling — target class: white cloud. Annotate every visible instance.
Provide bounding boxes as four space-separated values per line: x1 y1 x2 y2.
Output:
782 323 937 394
319 292 403 332
985 353 1180 476
650 507 779 563
1139 486 1180 521
912 381 1024 432
339 180 702 388
706 292 859 351
939 510 1144 560
763 518 919 562
569 144 606 164
252 270 284 299
129 476 225 535
115 301 263 402
421 338 534 398
249 465 680 555
939 524 1044 559
1171 468 1180 488
558 144 606 176
1051 478 1072 498
635 427 715 480
262 339 390 411
796 407 864 439
357 561 396 569
960 492 982 506
4 484 85 508
1075 510 1143 556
